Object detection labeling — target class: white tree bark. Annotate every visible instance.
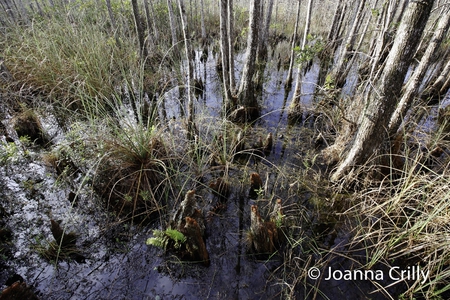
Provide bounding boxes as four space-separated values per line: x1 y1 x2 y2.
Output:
178 0 195 139
285 0 301 88
220 0 232 106
237 0 261 110
330 0 435 182
288 0 313 120
389 8 450 134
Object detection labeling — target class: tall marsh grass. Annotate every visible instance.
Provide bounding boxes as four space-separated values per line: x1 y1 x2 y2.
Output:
348 124 450 298
1 0 145 115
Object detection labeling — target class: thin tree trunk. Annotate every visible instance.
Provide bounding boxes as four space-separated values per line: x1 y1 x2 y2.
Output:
389 8 450 134
237 0 261 114
326 0 344 46
423 55 450 101
220 0 232 107
131 0 148 60
149 0 159 42
177 0 195 140
287 0 313 121
200 0 206 43
316 0 345 88
331 0 366 88
368 0 400 82
341 0 378 83
105 0 121 47
329 0 435 182
143 0 153 48
285 0 301 89
167 0 178 47
257 0 274 62
228 0 236 95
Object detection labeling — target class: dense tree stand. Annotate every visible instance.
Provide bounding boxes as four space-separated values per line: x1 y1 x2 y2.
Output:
326 0 435 183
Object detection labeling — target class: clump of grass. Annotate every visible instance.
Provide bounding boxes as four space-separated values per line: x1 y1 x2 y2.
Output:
93 120 173 223
347 125 450 298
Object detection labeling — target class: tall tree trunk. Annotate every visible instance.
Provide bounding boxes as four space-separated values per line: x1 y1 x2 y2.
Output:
316 0 345 88
389 8 450 134
177 0 195 140
105 0 121 47
330 0 366 88
367 0 400 82
287 0 313 122
257 0 274 62
167 0 178 48
236 0 261 117
228 0 236 95
150 1 159 42
143 0 153 48
220 0 232 108
326 0 345 47
342 0 378 83
328 0 435 182
131 0 148 60
285 0 301 89
200 0 206 44
422 54 450 102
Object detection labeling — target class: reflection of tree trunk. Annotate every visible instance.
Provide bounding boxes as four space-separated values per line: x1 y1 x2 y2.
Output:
389 9 450 135
287 0 312 122
328 0 435 182
237 0 261 118
16 0 29 24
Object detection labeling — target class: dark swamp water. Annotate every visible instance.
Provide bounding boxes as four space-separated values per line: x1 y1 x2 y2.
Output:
1 45 448 300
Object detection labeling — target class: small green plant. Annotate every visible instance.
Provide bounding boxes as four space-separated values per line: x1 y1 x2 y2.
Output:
0 141 20 165
146 228 186 250
275 211 285 228
324 74 335 90
295 35 324 64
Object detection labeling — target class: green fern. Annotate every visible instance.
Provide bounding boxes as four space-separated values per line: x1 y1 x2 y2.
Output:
164 229 187 248
146 228 186 250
